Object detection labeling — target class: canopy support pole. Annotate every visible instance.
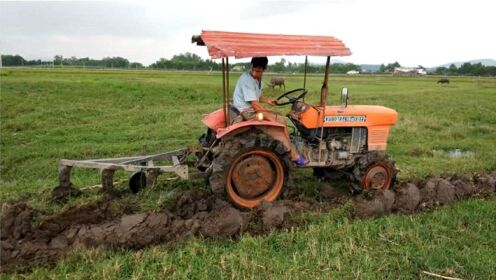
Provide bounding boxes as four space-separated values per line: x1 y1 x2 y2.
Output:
320 56 330 106
303 56 308 88
226 57 230 124
221 58 228 127
318 56 331 163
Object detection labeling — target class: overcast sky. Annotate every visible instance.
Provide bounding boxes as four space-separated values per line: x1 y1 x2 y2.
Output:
1 0 495 67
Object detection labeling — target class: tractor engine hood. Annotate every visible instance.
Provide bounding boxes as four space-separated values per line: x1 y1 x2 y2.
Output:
297 105 398 129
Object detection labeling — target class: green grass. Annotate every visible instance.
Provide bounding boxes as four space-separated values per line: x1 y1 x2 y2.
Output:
1 68 496 278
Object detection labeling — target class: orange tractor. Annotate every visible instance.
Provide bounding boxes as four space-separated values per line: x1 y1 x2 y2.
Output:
192 31 398 208
57 31 398 209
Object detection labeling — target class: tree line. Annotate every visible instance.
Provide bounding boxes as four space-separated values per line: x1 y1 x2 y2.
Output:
2 53 495 76
150 54 361 74
1 54 144 69
432 62 496 76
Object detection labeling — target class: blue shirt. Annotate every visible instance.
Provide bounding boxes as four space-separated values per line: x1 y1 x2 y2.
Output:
233 71 263 111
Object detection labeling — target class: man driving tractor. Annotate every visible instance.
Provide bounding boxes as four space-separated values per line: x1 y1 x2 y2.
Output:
231 56 309 167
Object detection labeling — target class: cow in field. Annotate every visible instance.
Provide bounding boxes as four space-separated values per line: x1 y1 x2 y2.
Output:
437 78 450 84
268 77 286 89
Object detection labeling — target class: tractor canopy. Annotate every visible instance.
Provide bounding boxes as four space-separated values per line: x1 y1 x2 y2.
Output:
192 30 352 129
192 30 352 58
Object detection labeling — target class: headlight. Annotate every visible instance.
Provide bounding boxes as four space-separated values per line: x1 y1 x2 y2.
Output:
257 112 264 121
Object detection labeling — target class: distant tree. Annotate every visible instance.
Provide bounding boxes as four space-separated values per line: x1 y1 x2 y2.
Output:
434 63 494 76
25 59 43 66
231 62 249 71
330 63 360 73
102 57 129 68
150 58 172 69
150 52 222 71
471 63 486 76
377 62 400 73
434 66 448 75
64 56 78 66
54 55 63 65
386 62 401 72
486 66 496 76
1 55 26 66
129 62 144 69
270 58 286 73
459 62 473 75
448 64 458 75
170 53 203 70
378 64 386 73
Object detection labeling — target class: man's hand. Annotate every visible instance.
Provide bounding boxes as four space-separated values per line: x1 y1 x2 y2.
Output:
250 101 275 121
267 98 277 106
260 96 277 106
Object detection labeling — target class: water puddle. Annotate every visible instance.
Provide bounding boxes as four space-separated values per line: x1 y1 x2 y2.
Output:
433 149 475 159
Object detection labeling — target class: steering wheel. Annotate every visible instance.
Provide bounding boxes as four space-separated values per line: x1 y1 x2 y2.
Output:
275 88 308 106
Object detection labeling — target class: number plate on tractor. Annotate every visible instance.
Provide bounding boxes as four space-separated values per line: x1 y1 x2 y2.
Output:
325 115 367 122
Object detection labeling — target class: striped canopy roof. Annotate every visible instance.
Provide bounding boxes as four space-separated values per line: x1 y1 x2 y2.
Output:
192 30 351 59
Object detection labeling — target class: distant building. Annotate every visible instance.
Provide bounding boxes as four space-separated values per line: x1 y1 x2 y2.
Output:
393 67 426 76
347 70 359 75
232 65 245 72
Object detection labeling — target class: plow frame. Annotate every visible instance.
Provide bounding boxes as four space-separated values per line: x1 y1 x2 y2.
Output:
58 148 205 192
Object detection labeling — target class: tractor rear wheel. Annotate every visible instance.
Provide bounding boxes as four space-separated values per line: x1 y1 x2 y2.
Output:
208 131 292 208
350 152 397 193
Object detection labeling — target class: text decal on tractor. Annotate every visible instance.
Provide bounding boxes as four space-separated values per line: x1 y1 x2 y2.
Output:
325 116 367 122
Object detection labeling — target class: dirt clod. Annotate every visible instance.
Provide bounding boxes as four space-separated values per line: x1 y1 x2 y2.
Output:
418 177 457 210
438 179 456 204
1 203 33 240
393 183 420 213
199 206 243 238
352 190 395 218
169 189 226 219
449 174 476 199
52 185 82 202
419 177 440 209
473 173 496 196
262 203 291 229
317 182 345 201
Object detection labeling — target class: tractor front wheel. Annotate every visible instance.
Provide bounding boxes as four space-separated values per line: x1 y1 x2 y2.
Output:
351 152 397 193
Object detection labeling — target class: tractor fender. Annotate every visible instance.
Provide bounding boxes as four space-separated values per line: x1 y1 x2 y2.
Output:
202 109 291 151
216 120 285 138
215 121 292 152
202 108 225 131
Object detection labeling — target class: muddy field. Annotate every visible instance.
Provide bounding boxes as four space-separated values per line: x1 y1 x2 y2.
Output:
1 171 495 273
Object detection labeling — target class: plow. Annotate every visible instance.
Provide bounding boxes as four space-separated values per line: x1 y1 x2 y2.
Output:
56 30 398 208
58 148 197 193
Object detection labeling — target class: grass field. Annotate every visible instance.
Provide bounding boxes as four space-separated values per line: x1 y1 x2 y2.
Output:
1 68 495 278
